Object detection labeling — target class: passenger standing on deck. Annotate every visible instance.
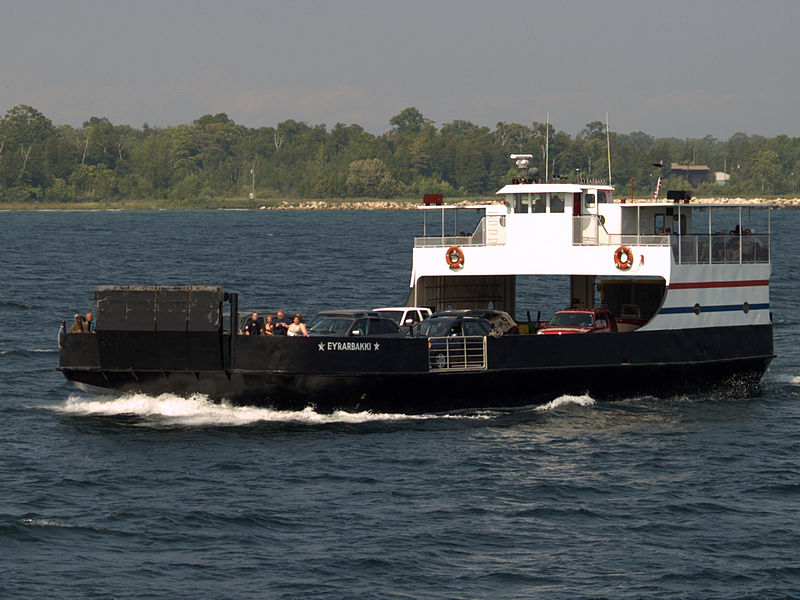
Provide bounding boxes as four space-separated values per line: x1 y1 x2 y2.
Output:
69 314 85 334
287 314 309 337
84 312 95 333
243 312 264 335
273 309 291 336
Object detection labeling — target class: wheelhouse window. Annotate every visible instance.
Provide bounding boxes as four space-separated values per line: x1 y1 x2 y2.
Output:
513 192 568 213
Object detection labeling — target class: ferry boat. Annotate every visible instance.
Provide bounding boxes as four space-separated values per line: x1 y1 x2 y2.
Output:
58 155 774 413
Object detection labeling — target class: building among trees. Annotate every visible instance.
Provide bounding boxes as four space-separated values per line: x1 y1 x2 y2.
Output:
670 163 712 187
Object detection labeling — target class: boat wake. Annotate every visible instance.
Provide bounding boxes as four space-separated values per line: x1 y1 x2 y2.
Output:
762 372 800 387
764 373 800 401
535 394 597 412
48 393 494 426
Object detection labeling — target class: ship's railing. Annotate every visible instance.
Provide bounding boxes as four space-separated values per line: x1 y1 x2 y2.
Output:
603 234 668 246
428 335 487 371
670 233 770 264
414 216 506 248
573 216 667 246
573 216 770 265
415 235 473 248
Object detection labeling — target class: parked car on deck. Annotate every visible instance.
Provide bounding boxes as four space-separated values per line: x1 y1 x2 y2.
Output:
307 310 402 337
536 308 618 335
425 309 517 336
410 312 492 338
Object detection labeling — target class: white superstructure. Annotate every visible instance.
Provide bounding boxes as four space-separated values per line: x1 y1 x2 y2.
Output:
408 158 771 333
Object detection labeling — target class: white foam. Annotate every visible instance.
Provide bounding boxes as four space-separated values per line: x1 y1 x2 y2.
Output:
763 372 800 386
535 394 597 412
19 518 75 528
48 393 487 426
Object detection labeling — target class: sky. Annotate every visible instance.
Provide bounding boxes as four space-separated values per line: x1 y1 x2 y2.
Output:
2 0 799 139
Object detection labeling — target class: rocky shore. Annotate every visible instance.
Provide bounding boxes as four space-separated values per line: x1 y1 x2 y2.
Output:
682 197 800 208
257 197 800 210
258 199 477 210
4 196 800 212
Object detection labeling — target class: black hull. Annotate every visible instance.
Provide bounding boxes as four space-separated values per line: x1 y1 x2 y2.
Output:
59 325 774 414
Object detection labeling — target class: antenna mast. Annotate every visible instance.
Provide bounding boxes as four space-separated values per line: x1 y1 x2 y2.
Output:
605 113 612 184
545 112 549 182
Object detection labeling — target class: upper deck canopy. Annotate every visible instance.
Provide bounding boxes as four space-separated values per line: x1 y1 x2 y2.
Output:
496 182 613 195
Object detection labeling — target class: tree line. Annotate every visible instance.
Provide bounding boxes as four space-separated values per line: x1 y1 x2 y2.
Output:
1 104 798 205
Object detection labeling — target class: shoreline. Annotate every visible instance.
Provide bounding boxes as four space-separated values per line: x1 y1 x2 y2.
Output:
2 196 800 211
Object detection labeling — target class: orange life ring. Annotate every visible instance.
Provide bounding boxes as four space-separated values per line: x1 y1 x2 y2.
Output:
446 246 465 269
614 246 634 270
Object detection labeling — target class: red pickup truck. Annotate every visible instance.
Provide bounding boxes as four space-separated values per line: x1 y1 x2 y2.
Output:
536 308 618 335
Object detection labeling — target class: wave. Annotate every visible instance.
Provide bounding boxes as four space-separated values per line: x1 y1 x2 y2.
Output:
46 393 493 426
0 300 35 310
17 517 76 529
535 394 597 412
0 348 59 356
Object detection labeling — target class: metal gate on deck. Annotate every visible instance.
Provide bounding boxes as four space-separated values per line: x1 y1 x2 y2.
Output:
427 336 487 372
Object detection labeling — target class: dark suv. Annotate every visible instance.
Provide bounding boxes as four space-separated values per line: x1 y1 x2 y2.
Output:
307 310 401 337
428 309 517 336
411 313 492 338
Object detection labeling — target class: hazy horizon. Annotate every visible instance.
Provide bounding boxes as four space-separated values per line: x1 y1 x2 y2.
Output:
3 0 799 139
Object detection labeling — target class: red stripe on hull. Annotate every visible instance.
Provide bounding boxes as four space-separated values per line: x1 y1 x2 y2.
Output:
669 279 769 290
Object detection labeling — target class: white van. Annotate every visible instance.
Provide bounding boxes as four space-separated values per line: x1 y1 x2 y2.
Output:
372 306 432 328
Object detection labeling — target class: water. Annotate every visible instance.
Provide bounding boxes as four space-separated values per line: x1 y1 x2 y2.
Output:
1 209 799 599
